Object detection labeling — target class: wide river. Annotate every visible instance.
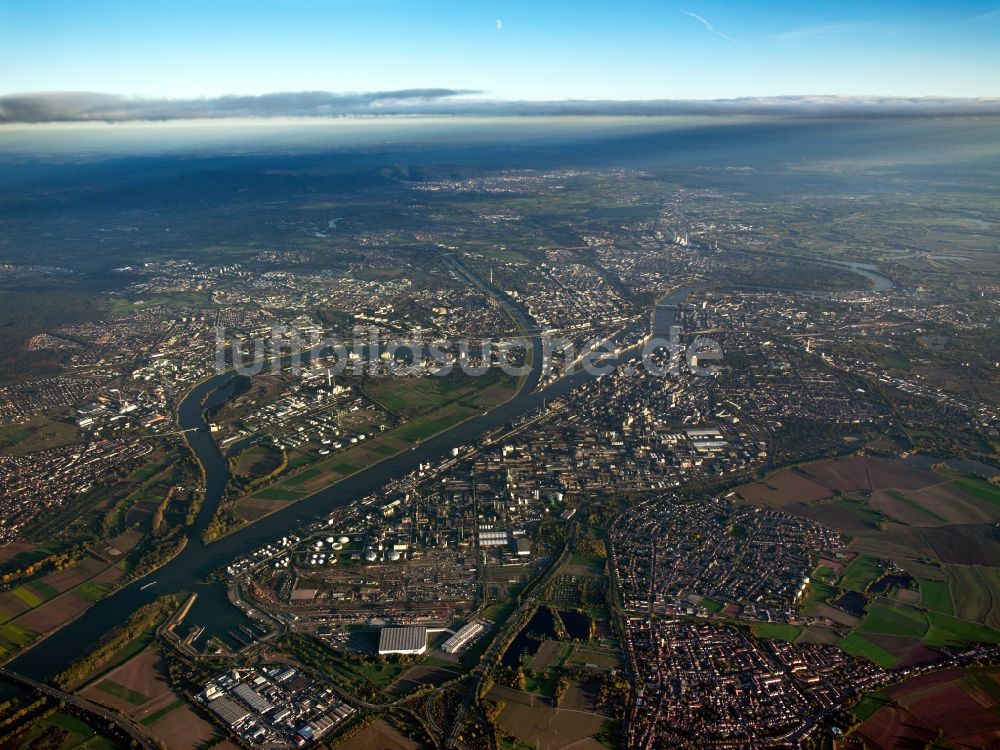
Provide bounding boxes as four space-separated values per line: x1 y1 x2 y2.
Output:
8 261 892 681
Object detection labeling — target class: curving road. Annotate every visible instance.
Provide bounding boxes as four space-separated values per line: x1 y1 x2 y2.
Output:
0 667 159 750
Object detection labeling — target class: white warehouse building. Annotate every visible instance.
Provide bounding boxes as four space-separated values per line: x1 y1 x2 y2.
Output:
377 626 428 655
441 620 487 655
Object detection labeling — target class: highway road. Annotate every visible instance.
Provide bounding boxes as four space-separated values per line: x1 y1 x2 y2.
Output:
0 667 160 750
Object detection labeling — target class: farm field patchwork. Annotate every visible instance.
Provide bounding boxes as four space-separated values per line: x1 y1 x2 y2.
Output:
849 667 1000 749
79 646 227 749
736 457 1000 667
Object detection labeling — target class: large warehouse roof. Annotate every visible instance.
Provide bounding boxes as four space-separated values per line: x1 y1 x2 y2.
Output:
207 696 250 727
378 626 428 655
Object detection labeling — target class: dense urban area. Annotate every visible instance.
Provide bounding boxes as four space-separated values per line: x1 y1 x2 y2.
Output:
1 129 999 750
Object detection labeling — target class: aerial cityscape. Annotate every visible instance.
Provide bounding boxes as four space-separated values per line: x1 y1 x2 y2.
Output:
0 2 999 749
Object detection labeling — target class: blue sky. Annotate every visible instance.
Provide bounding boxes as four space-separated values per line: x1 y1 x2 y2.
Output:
1 0 998 100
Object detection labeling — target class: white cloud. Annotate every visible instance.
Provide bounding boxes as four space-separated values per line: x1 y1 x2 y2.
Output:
681 10 739 44
3 92 1000 123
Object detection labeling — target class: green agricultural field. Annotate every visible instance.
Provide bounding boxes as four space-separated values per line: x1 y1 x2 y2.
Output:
368 370 516 421
252 487 307 501
851 691 889 722
28 580 59 600
750 622 802 643
286 453 316 471
838 632 901 669
813 565 835 581
366 376 472 417
857 600 928 638
973 567 1000 630
0 622 37 656
10 586 44 608
952 478 1000 506
945 565 996 625
917 578 954 615
835 497 884 528
130 458 174 483
331 459 363 475
800 579 838 615
76 580 112 603
465 379 519 410
751 622 802 641
394 407 478 442
482 601 517 626
841 555 884 592
924 612 1000 648
284 466 324 487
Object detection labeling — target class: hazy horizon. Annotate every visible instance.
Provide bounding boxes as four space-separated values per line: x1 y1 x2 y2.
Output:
3 91 1000 125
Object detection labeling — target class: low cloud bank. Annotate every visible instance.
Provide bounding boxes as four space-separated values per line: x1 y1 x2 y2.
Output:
2 90 999 123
